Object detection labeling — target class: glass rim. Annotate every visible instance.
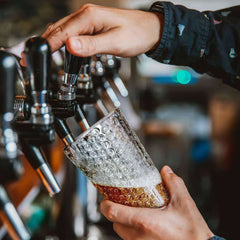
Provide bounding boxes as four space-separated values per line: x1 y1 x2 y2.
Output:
74 107 121 142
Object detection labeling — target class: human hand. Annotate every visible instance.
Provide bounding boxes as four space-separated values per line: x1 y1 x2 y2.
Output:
41 4 163 57
100 166 214 240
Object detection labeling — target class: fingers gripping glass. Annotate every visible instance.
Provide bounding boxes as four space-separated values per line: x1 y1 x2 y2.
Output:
65 108 169 208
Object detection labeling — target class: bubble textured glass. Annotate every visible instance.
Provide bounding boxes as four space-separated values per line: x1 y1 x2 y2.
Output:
65 108 169 208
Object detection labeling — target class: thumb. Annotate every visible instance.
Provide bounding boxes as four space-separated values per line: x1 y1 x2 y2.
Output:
66 29 121 57
160 165 189 202
100 199 142 226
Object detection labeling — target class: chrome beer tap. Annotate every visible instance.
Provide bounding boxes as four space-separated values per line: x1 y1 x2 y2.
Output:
91 55 121 109
0 51 22 183
98 54 141 130
76 57 108 125
14 37 61 197
57 47 83 101
0 186 31 240
50 47 84 147
0 50 31 240
100 54 128 97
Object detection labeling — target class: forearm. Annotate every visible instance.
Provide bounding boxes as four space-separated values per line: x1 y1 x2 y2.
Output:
147 2 240 89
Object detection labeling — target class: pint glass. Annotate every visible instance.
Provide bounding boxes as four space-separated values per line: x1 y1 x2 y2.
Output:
65 108 169 208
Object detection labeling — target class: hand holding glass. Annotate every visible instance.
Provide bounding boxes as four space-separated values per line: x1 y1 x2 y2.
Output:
65 109 169 208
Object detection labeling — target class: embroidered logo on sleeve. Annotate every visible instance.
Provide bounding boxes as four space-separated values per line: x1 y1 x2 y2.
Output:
229 48 237 58
177 24 185 36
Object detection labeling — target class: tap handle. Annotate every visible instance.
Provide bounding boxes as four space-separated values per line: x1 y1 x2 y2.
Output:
0 50 17 115
24 36 51 92
115 57 121 70
64 48 83 74
81 57 91 74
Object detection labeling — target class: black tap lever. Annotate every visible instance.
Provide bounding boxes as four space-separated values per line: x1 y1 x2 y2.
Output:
15 37 61 196
57 48 84 101
52 49 90 145
24 36 53 125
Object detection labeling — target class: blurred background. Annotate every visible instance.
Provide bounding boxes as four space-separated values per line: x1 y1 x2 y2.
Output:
1 0 240 240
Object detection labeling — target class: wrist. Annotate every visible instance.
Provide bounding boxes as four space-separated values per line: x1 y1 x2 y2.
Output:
150 12 164 51
148 1 165 52
193 228 214 240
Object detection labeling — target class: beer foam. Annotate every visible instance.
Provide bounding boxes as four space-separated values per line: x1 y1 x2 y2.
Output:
92 168 162 188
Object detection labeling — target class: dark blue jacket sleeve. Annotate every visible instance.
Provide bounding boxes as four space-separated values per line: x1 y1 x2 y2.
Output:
210 236 226 240
147 2 240 90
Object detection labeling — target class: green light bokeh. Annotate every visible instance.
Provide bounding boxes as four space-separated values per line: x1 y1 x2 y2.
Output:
176 70 192 84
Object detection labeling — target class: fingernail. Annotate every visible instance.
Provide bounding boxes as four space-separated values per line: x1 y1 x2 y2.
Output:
165 166 173 174
70 38 81 52
46 22 53 28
